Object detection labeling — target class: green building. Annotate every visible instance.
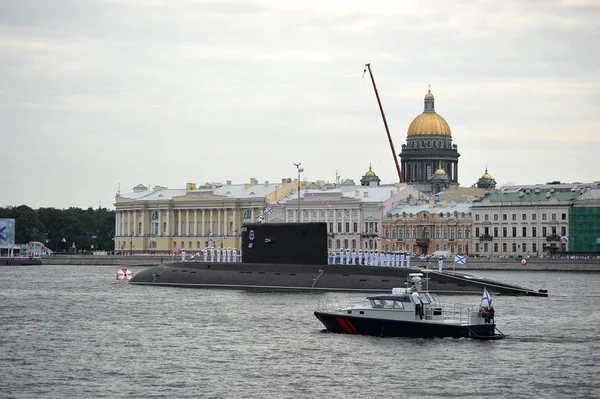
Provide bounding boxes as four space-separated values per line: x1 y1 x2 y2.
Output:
569 189 600 253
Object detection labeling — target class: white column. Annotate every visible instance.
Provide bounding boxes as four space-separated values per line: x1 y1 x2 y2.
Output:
178 210 182 236
232 208 237 234
127 211 131 235
115 212 119 236
194 209 198 236
141 210 145 237
224 208 228 236
132 210 137 236
201 209 206 235
166 210 170 236
217 208 222 235
186 209 190 236
158 209 162 236
209 209 213 235
251 207 255 221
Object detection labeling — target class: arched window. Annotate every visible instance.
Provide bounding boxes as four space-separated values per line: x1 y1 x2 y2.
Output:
344 239 349 249
336 239 341 249
328 239 332 249
458 245 462 253
352 239 356 249
392 229 397 238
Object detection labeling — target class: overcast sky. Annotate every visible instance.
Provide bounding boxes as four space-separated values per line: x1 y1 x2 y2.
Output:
1 0 598 210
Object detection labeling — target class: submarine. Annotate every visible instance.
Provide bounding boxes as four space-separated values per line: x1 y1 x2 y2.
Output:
128 222 548 296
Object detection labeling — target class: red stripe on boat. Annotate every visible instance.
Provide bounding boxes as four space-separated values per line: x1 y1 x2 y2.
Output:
345 319 359 334
335 317 353 333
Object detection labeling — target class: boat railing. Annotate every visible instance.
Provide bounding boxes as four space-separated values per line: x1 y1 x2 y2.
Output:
451 303 478 324
316 297 367 312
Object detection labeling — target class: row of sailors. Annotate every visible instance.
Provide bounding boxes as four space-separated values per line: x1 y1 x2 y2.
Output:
327 249 412 267
183 247 242 263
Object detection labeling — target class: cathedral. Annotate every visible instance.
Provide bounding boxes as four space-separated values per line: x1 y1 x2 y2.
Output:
399 89 460 194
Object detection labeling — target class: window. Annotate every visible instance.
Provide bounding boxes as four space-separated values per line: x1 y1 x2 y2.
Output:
494 214 498 221
512 243 517 252
436 230 440 239
345 222 350 233
399 230 403 239
522 227 527 237
493 227 498 237
344 239 349 248
512 214 516 221
484 214 489 221
561 227 566 236
552 213 557 221
542 227 547 236
458 229 463 239
503 227 507 237
385 229 390 238
512 227 517 237
336 239 341 249
523 243 527 252
475 227 480 237
562 213 567 220
503 214 507 221
503 243 507 252
392 229 396 239
522 214 527 220
532 214 537 221
542 214 547 221
329 222 333 233
328 239 332 249
353 223 358 233
532 243 537 252
451 230 455 239
532 227 537 237
406 230 411 239
484 243 488 252
475 214 480 221
551 227 557 235
443 229 448 239
494 243 498 252
337 222 342 233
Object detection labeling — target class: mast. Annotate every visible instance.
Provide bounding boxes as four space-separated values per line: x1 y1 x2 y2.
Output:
363 63 404 183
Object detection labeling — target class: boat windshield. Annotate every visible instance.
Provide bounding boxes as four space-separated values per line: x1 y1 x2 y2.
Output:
370 299 405 309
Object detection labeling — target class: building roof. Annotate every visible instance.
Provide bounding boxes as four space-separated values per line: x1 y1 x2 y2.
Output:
474 190 580 204
389 202 472 216
407 89 451 136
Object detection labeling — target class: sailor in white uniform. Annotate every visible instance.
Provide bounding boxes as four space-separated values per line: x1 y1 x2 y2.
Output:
358 250 363 265
351 249 356 265
406 252 411 268
400 252 405 268
345 249 351 265
210 247 215 262
339 248 345 265
203 247 208 262
181 249 186 262
438 256 443 272
226 247 232 263
216 248 221 262
232 248 238 263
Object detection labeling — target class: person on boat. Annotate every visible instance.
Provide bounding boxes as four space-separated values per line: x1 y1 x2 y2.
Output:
438 256 443 272
210 247 215 262
226 247 231 263
203 247 208 262
357 250 362 265
339 248 344 265
412 288 424 320
181 249 186 262
232 248 238 263
346 249 351 265
351 249 356 265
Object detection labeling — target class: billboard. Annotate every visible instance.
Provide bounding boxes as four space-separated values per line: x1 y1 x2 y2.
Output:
0 218 16 248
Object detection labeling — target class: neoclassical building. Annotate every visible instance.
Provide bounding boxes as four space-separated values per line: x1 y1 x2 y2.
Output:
266 175 422 251
383 200 473 255
470 184 586 256
113 179 304 253
399 89 460 193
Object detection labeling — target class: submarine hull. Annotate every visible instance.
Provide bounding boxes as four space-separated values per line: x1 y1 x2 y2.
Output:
128 261 548 296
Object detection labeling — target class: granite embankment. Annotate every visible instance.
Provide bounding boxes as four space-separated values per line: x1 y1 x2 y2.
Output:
42 254 600 271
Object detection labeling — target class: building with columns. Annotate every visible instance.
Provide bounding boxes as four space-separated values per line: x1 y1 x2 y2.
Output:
470 183 588 257
113 178 305 253
399 89 460 193
383 200 473 256
266 173 422 251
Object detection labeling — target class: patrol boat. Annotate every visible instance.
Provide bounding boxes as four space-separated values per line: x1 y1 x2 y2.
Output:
129 222 548 296
314 273 505 339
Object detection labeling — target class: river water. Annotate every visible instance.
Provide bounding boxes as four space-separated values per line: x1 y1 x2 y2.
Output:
1 265 599 398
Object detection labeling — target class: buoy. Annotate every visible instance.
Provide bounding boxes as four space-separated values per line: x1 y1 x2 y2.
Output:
116 268 134 281
520 258 527 265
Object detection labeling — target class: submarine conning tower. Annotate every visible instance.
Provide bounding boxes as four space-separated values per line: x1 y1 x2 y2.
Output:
241 222 328 265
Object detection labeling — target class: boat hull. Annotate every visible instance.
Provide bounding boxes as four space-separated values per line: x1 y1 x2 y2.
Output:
128 261 548 296
314 311 499 339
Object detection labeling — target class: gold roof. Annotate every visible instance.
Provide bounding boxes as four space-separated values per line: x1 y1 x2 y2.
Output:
424 90 434 99
365 163 376 177
481 167 492 179
407 112 451 136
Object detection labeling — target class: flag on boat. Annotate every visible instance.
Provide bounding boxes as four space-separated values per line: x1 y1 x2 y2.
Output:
560 236 569 243
264 207 273 215
298 166 304 173
454 254 467 264
482 287 493 309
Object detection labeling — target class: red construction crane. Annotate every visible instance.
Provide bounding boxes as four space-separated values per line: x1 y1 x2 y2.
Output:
363 63 404 183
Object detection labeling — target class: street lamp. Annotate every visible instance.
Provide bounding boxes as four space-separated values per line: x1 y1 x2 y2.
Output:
293 162 302 222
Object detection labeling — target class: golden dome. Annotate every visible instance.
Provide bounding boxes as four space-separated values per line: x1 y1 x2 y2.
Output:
481 167 492 179
424 90 434 100
365 163 376 177
407 113 451 136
